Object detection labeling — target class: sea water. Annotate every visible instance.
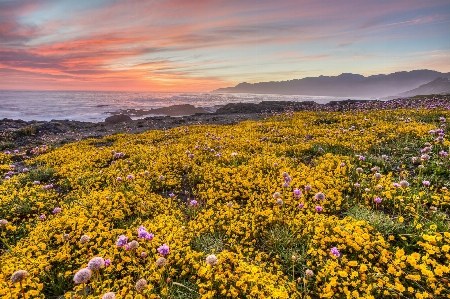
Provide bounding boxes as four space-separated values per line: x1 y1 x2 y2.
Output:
0 90 366 122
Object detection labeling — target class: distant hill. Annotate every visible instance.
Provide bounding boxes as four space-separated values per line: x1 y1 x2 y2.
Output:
212 70 450 98
382 77 450 100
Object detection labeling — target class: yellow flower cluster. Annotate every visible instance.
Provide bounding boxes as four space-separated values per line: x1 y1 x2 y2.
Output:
0 153 11 172
0 109 449 298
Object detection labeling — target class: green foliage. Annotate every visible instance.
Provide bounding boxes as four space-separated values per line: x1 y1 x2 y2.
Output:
169 281 200 299
191 232 225 253
19 166 56 185
16 126 37 136
345 205 404 237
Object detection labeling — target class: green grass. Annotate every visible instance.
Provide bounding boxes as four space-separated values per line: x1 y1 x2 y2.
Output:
345 206 404 237
191 232 225 253
19 166 56 185
16 125 37 136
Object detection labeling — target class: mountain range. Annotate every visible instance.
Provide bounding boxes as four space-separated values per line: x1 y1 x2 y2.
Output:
212 70 450 99
382 77 450 100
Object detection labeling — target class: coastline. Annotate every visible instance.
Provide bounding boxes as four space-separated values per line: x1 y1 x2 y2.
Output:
0 112 265 152
1 96 448 153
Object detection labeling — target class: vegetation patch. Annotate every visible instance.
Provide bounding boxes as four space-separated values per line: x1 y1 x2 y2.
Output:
0 109 449 298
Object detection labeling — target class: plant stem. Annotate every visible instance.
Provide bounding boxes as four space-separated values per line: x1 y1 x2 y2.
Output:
97 269 103 289
292 264 295 280
20 281 26 299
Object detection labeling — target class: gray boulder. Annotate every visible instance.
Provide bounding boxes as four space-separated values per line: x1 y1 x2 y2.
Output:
105 114 132 124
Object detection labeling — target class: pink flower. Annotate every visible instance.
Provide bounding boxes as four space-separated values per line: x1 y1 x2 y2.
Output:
137 226 154 241
421 154 430 161
314 192 325 200
330 247 340 257
157 243 170 256
116 235 128 247
399 180 409 188
125 240 139 251
87 257 105 271
73 268 92 284
315 206 323 212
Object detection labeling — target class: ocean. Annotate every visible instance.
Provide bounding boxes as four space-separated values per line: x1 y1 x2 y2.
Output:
0 90 366 122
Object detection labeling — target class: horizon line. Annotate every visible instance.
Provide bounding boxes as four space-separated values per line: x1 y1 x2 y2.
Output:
1 68 448 94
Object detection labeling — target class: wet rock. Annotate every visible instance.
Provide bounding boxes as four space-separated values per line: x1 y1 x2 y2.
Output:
36 122 65 134
105 114 132 124
108 104 209 117
215 101 317 114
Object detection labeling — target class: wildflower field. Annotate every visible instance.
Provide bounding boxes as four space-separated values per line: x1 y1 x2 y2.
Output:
1 107 450 298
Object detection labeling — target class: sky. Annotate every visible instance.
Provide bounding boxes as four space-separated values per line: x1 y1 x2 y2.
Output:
0 0 449 92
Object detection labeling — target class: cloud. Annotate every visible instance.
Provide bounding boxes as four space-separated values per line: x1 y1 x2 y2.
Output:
359 16 388 30
0 0 49 45
0 0 449 91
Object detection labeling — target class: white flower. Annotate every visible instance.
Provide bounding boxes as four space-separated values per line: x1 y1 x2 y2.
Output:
206 254 218 266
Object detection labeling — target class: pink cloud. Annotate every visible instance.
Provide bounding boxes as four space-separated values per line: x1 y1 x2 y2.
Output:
0 0 449 91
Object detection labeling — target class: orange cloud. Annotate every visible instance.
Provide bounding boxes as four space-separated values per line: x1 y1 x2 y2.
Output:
0 0 449 91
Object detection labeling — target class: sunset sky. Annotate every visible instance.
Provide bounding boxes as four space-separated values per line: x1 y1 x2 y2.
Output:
1 0 449 92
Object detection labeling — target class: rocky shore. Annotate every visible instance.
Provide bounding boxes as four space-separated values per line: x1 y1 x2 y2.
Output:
1 96 448 152
0 112 264 152
106 104 211 117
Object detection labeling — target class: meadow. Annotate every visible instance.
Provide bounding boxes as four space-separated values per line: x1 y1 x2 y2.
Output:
0 107 449 298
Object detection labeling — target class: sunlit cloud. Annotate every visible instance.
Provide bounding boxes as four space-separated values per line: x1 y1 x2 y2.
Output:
0 0 449 91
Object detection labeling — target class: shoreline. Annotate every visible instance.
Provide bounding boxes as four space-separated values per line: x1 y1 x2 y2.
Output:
0 113 266 152
1 96 449 152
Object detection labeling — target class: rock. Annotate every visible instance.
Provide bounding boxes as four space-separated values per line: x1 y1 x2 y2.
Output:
215 101 317 114
148 104 207 116
36 122 65 134
107 104 210 117
105 114 132 124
